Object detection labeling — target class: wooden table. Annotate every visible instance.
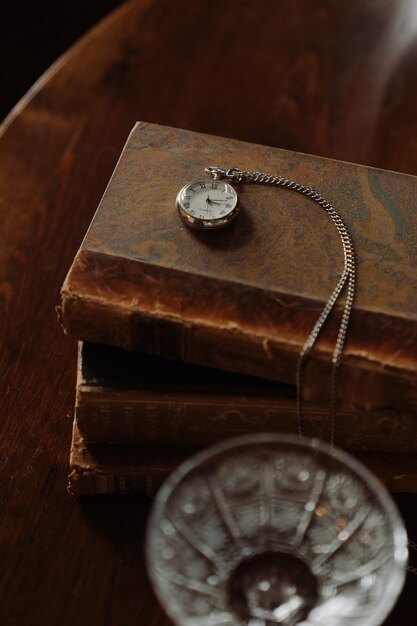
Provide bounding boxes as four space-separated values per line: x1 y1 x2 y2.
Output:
1 1 416 623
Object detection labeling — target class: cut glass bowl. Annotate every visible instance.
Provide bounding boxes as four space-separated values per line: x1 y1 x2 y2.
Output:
146 434 407 626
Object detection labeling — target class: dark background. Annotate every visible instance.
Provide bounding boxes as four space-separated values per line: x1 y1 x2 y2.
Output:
1 0 123 121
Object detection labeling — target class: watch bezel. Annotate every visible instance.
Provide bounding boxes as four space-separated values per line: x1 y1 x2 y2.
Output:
176 179 239 230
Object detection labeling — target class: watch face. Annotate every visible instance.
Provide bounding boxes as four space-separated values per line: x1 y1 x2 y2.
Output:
176 179 239 229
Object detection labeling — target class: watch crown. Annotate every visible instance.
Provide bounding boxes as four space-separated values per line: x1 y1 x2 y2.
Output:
205 166 243 183
205 166 229 180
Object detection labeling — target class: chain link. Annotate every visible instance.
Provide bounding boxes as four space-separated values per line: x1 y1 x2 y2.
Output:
207 166 356 447
206 166 417 576
256 164 417 579
407 540 417 576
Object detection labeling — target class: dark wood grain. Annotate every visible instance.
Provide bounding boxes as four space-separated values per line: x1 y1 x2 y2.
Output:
1 1 417 624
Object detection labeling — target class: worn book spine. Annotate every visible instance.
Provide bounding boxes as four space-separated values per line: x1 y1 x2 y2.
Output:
76 387 417 453
77 390 298 444
68 421 417 496
76 341 417 452
68 421 196 497
68 468 167 497
59 250 417 414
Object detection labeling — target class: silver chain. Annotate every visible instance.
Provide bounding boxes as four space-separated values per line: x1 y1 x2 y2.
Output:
408 539 417 575
207 166 417 577
206 166 356 447
206 166 417 580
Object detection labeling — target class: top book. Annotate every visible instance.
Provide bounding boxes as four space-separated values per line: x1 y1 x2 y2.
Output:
58 122 417 412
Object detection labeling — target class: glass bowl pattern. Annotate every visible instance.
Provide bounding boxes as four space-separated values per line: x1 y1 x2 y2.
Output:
146 434 407 626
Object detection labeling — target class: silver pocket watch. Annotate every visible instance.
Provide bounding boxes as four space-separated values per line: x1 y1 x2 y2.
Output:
176 167 240 230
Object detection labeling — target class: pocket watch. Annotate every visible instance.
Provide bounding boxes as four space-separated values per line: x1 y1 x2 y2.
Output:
175 163 357 448
176 167 239 230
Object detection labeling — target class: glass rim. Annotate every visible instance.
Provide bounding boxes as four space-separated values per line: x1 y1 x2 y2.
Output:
146 433 408 626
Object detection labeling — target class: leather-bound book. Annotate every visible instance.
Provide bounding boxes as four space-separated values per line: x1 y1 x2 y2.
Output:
59 122 417 412
68 420 194 497
76 342 417 453
68 420 417 496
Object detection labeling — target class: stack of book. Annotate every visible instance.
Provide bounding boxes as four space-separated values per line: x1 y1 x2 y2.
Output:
58 122 417 496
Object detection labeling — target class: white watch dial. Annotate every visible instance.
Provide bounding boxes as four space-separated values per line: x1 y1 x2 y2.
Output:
176 179 239 229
